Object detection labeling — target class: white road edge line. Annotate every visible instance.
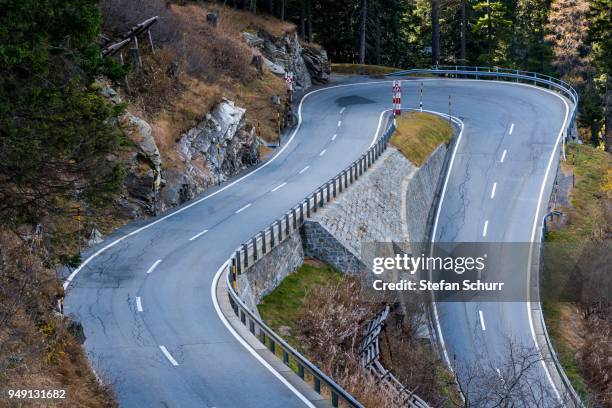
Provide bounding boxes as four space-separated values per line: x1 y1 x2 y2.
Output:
271 182 287 192
482 220 489 237
212 262 316 408
159 345 179 366
331 134 337 141
500 149 507 163
509 123 514 134
428 111 465 371
235 203 252 214
491 182 497 199
189 229 208 241
298 165 309 174
319 149 326 157
525 82 571 403
136 296 143 312
479 310 486 331
146 259 162 274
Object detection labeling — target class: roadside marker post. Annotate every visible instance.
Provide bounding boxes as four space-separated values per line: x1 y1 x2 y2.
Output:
392 81 402 125
419 81 423 112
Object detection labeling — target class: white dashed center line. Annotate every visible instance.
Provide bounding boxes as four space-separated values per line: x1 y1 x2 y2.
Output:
331 134 337 141
146 259 162 274
479 310 486 331
298 166 309 174
509 123 514 135
482 220 489 237
337 120 342 127
500 149 507 163
339 107 346 114
136 296 143 312
159 345 179 366
490 182 497 199
189 229 208 241
235 203 252 214
319 149 327 156
271 182 287 192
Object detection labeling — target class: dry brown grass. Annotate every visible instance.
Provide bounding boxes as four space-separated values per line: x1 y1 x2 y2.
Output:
0 228 116 407
192 2 295 37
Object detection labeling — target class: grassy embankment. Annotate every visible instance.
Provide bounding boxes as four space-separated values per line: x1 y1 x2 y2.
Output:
543 143 612 403
391 111 453 165
332 63 401 76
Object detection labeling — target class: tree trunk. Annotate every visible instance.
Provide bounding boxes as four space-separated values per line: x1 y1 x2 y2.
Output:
487 0 492 65
280 0 285 21
460 0 467 64
605 77 612 153
307 0 313 43
359 0 367 64
300 0 306 39
268 0 273 14
431 0 440 65
375 12 381 65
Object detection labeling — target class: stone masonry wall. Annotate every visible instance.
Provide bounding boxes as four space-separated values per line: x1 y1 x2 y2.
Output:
302 147 417 273
404 143 448 244
236 228 304 316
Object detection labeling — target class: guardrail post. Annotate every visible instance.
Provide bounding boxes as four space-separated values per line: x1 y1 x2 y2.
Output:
242 243 248 268
319 189 324 207
326 183 330 202
252 237 258 261
277 219 283 241
235 251 242 274
261 231 267 254
333 178 337 197
270 224 275 247
332 393 339 407
313 192 318 212
298 363 304 379
299 202 304 222
249 319 255 334
349 165 354 183
292 208 297 229
285 214 290 235
240 309 246 324
283 350 289 365
314 378 321 393
259 328 265 344
307 198 311 217
269 338 276 354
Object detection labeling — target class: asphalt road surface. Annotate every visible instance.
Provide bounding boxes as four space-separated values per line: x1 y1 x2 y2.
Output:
65 77 569 407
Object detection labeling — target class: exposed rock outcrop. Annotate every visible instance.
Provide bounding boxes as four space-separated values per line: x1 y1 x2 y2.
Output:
242 29 330 89
161 99 260 207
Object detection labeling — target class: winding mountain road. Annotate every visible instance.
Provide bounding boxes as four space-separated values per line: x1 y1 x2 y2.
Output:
65 77 570 407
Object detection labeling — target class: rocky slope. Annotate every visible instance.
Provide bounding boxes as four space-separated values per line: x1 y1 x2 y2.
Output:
99 28 329 219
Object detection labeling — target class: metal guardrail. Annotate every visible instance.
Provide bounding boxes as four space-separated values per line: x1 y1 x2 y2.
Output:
224 118 397 408
359 306 430 408
387 65 578 126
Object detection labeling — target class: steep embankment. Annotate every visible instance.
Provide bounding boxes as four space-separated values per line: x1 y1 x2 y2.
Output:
100 1 330 219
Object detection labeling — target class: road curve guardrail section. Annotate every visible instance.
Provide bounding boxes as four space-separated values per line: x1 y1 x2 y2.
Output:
221 116 432 408
390 66 582 407
387 65 578 125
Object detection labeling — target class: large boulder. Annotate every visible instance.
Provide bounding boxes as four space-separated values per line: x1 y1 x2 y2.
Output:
302 44 331 84
241 30 331 90
161 99 260 206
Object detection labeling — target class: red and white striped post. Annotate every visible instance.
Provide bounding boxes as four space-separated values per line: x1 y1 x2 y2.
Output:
392 81 402 123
